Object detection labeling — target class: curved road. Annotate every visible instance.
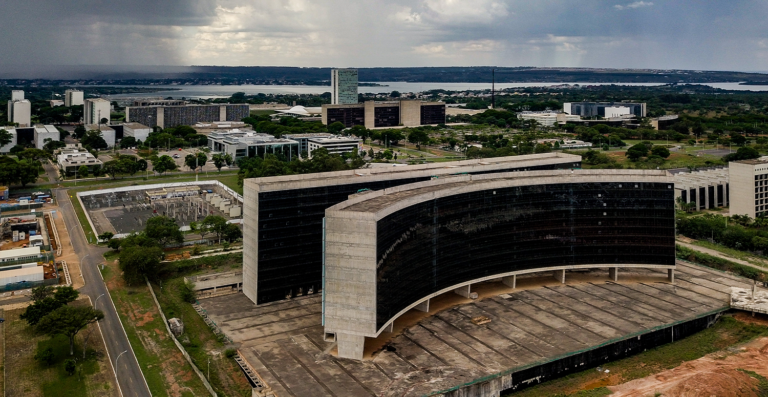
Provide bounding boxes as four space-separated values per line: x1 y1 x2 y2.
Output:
55 188 151 397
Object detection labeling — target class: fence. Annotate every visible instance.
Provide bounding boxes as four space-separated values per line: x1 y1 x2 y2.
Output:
0 203 44 212
0 251 55 268
0 278 59 293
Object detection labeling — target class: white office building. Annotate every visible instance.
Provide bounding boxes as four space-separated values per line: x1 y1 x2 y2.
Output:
307 136 361 158
33 125 60 149
7 99 31 127
123 122 151 143
517 111 581 127
57 149 103 175
64 89 84 107
49 100 64 107
730 158 768 218
11 90 24 101
84 98 111 125
84 124 116 148
208 130 299 161
603 106 631 118
331 69 358 105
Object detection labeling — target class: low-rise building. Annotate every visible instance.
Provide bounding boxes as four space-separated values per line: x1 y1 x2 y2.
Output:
307 136 361 158
672 168 729 211
33 125 59 150
283 133 334 155
0 246 43 265
536 139 593 149
518 111 581 127
1 124 60 152
57 150 103 175
84 124 116 148
207 130 299 161
49 100 64 107
651 115 680 130
122 122 151 143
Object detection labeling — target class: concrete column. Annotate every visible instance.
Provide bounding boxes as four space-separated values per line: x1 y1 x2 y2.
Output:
337 333 365 360
385 322 394 333
502 275 516 289
704 186 710 210
454 285 472 298
609 267 618 282
668 269 675 283
414 299 430 312
553 269 565 284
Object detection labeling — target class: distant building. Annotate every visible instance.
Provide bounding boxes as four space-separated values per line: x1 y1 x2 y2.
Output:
64 90 84 107
729 158 768 218
49 100 64 107
322 100 446 128
122 122 151 143
33 125 60 150
57 149 103 175
7 99 31 127
84 124 116 148
10 90 24 101
651 115 679 130
283 133 334 155
331 69 358 105
518 111 581 127
603 106 631 118
564 101 646 118
673 168 729 211
535 139 592 149
207 130 299 161
84 98 111 125
132 99 186 106
307 136 361 158
126 104 250 129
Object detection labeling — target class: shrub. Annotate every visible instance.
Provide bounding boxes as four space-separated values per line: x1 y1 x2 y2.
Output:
224 348 237 358
64 359 76 376
179 281 196 303
35 347 55 366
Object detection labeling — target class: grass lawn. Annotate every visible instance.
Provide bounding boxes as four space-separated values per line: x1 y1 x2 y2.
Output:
4 303 118 397
67 192 97 244
504 315 768 396
689 239 768 269
100 262 210 397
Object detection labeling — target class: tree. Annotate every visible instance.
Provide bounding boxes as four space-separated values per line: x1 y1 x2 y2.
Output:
30 285 55 302
224 224 242 242
626 143 650 161
65 359 77 375
152 155 177 175
185 152 207 171
0 129 12 148
651 146 671 159
724 146 761 162
119 245 163 285
407 130 430 150
98 232 114 241
80 130 108 150
35 347 55 366
21 286 79 326
9 145 25 155
327 121 345 134
77 165 89 178
730 133 747 146
144 216 183 247
73 125 86 139
107 238 121 250
120 136 137 149
36 305 105 356
200 215 228 242
212 153 228 171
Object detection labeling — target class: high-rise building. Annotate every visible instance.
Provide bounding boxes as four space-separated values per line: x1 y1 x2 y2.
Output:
331 69 358 105
11 90 24 101
84 98 111 125
729 159 768 218
7 99 31 127
64 90 84 107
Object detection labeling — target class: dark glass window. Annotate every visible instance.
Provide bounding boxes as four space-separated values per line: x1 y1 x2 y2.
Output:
375 182 675 330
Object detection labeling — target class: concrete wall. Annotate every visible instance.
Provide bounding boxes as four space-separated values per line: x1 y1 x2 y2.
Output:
364 101 376 129
242 181 260 304
729 161 756 218
399 100 422 127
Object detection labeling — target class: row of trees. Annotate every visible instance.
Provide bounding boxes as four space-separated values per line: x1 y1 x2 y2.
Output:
237 147 364 184
677 214 768 253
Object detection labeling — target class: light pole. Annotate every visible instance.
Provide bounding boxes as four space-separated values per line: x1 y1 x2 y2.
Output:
115 350 128 369
95 293 104 308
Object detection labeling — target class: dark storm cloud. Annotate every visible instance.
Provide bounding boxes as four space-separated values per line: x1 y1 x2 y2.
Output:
0 0 767 73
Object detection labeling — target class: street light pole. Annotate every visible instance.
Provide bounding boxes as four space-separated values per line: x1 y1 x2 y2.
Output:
115 350 129 369
95 293 105 308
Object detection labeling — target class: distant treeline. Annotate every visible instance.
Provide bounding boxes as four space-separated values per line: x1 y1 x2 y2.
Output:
2 66 767 85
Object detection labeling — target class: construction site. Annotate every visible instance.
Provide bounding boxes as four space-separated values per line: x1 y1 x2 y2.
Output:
79 182 243 237
0 211 62 291
197 262 766 397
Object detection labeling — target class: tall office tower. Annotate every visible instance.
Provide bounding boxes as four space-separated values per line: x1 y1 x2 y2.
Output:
11 91 24 101
331 69 358 105
84 98 111 125
64 89 84 107
7 99 31 127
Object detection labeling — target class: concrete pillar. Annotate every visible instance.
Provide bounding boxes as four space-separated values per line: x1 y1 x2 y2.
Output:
668 269 675 283
454 285 472 298
553 269 565 284
609 267 618 282
337 333 365 360
414 299 430 312
385 322 394 333
502 275 516 289
704 185 710 210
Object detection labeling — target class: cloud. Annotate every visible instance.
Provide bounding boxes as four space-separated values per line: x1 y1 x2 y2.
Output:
615 1 654 11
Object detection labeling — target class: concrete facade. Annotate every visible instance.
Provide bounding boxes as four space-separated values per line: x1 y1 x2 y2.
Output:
10 90 24 101
84 124 116 148
64 89 84 107
322 100 446 128
84 98 111 125
323 169 674 359
7 99 31 127
729 159 768 218
122 122 151 143
33 125 59 150
307 136 361 158
331 69 358 105
673 167 729 211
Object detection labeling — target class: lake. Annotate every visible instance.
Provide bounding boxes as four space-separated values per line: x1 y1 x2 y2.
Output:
98 81 768 100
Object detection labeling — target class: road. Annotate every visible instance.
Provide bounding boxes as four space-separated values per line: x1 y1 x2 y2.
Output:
677 240 768 273
55 188 151 397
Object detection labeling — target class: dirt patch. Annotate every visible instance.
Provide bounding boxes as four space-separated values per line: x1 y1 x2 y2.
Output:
608 337 768 396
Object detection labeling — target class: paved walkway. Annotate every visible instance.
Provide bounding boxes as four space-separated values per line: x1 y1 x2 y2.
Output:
676 240 768 273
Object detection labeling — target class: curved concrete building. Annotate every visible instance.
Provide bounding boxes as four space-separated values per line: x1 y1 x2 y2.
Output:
323 169 675 359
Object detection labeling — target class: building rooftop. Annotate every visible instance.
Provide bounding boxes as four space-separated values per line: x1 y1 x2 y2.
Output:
0 246 41 260
308 137 360 144
84 124 115 132
122 122 150 130
332 169 671 216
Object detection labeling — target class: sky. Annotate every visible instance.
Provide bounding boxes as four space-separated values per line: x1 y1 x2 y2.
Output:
1 0 767 72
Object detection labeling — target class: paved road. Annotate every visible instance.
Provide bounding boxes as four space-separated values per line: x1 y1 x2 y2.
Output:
677 240 768 273
55 188 151 397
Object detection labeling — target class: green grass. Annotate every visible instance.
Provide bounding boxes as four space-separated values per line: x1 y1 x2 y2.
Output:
738 369 768 397
689 240 768 268
506 316 768 396
101 263 209 397
677 244 768 281
38 335 98 397
67 191 97 244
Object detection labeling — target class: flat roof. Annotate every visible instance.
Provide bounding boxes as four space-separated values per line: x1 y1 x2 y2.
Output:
331 169 671 216
245 153 582 193
0 246 41 260
0 266 43 278
734 159 768 165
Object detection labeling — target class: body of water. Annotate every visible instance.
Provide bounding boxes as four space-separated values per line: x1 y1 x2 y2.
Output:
97 81 768 100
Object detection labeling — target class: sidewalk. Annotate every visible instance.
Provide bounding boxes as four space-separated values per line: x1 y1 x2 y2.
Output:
676 240 768 273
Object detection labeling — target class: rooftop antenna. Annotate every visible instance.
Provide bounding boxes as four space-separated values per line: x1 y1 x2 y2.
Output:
491 68 495 109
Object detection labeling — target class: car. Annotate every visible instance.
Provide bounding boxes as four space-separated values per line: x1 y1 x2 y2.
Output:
172 154 180 158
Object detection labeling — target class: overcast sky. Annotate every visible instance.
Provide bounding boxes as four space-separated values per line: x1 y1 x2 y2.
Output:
1 0 766 72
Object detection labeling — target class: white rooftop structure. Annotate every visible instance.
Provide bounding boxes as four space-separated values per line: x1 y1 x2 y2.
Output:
34 125 60 149
517 111 581 127
0 246 42 262
274 106 322 117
